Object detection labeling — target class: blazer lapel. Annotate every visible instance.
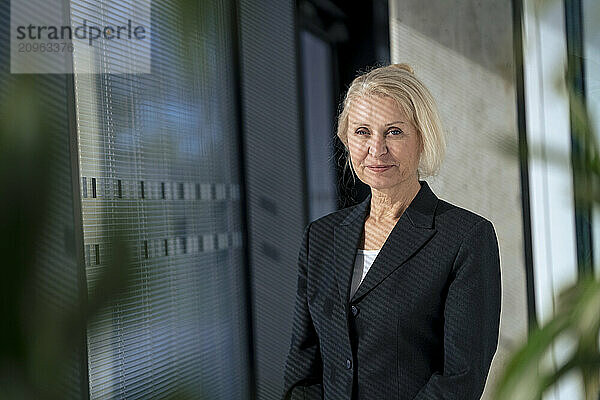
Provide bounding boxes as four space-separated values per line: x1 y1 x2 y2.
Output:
334 194 371 308
335 181 439 305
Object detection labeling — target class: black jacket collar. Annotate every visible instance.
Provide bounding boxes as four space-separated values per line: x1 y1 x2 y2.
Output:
334 181 439 304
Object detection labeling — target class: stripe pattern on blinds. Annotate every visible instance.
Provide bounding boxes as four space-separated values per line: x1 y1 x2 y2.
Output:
70 1 249 398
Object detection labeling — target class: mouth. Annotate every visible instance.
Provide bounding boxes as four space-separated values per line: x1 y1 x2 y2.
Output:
366 165 394 172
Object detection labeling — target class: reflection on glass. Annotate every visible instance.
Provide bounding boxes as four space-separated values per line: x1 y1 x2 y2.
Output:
71 1 249 398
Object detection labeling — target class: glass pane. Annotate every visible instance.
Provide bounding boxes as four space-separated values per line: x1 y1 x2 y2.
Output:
70 1 249 398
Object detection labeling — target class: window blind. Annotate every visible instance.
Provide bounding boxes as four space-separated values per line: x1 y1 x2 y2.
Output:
70 1 249 398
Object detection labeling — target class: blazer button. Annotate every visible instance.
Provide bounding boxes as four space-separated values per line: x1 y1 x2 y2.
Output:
346 359 352 369
351 305 359 316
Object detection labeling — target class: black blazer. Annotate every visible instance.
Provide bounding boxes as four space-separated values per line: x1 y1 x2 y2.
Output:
283 181 501 400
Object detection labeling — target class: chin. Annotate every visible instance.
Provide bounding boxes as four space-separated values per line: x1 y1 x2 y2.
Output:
360 178 399 191
358 171 415 191
368 183 398 191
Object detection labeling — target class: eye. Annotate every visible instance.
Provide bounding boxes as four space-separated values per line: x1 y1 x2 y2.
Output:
355 129 370 135
387 129 404 136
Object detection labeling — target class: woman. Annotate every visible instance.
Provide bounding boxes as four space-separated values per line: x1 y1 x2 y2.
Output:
282 63 501 400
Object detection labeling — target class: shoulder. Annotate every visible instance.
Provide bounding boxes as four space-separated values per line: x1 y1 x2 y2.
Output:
304 201 362 237
434 199 494 236
434 198 496 242
309 204 358 229
435 200 500 276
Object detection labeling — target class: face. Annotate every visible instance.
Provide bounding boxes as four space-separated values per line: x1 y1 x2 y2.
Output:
346 95 422 191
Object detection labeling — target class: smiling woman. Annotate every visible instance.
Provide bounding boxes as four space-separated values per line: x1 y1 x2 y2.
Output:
337 64 445 183
283 63 501 400
340 64 446 251
347 95 422 192
345 94 424 251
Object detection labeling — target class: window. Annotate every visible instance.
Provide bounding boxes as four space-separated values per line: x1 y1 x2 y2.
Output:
70 1 249 398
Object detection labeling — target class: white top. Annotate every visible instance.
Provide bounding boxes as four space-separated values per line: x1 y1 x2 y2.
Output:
349 248 381 299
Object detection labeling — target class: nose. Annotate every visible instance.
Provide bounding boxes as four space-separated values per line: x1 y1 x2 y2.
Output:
368 134 387 157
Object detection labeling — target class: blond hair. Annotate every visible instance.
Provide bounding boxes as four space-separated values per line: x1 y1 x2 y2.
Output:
336 63 445 179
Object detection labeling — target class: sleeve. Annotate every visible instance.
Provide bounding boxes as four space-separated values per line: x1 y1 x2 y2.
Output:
282 222 323 400
412 219 502 400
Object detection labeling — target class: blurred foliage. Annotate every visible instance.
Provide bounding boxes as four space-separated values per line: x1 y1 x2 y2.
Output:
0 74 136 399
494 0 600 397
495 274 600 400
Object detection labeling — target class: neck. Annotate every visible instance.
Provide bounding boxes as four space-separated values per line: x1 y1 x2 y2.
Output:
368 179 421 222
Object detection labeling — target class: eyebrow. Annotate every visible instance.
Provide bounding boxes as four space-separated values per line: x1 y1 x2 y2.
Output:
350 120 405 126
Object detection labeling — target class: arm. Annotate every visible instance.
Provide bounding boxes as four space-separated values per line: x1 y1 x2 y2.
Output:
282 222 323 400
413 219 502 400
